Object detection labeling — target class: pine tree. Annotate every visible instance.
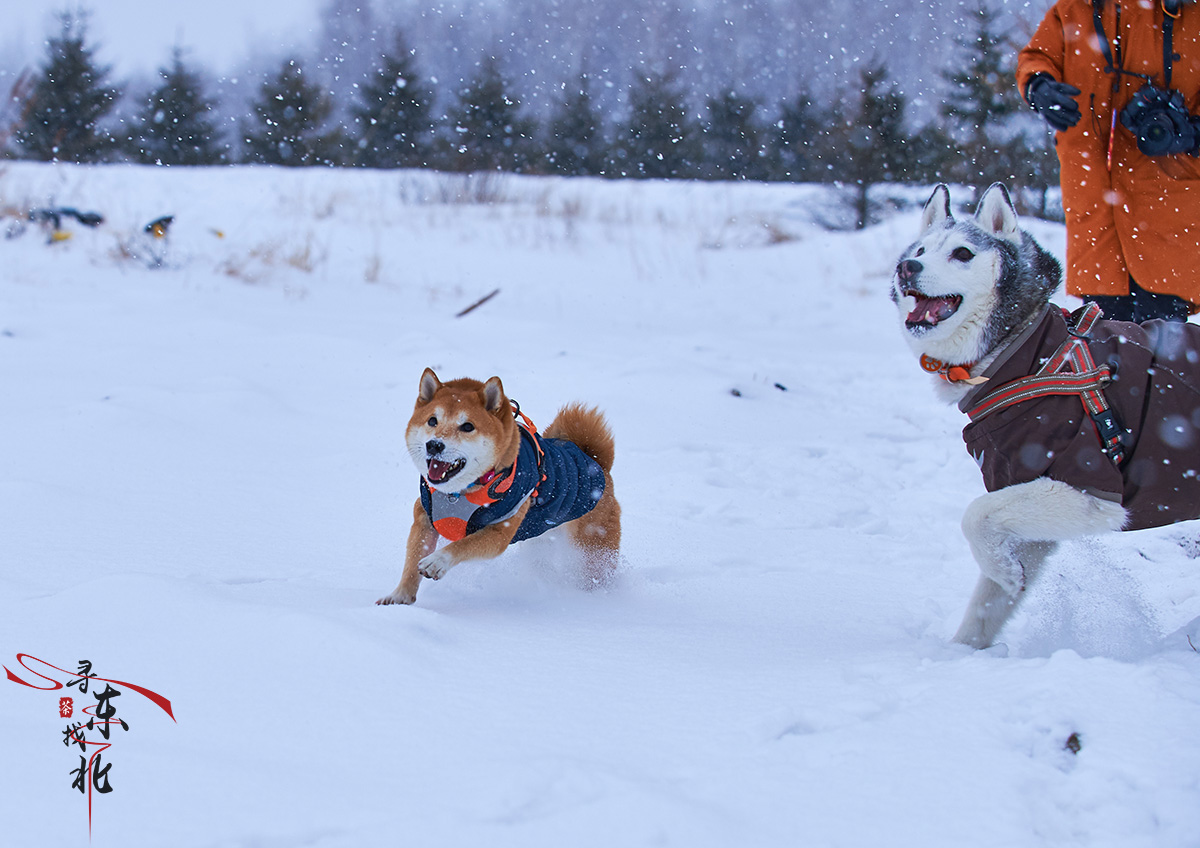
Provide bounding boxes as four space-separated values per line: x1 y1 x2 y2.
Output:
768 90 825 182
701 88 764 181
545 74 606 176
13 13 120 162
1005 133 1062 218
351 33 433 168
939 1 1027 200
128 48 224 165
905 122 959 186
445 55 537 173
839 62 912 230
616 69 700 179
242 59 344 167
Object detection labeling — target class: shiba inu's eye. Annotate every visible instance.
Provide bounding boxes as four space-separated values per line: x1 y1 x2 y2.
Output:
427 416 437 427
459 422 475 433
952 247 975 262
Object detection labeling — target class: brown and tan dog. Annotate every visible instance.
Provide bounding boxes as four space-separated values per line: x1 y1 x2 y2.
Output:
377 368 621 606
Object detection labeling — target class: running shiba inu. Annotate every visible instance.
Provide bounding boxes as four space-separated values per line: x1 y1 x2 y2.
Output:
892 183 1200 648
376 368 621 606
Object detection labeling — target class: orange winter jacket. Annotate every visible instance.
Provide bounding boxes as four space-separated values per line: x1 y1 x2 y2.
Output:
1017 0 1200 303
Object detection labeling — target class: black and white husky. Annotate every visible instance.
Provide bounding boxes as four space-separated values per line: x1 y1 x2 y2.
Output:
889 183 1200 649
893 183 1062 404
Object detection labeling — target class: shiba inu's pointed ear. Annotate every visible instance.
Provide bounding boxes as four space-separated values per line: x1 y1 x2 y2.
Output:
974 183 1019 242
920 184 952 233
482 376 506 413
419 368 442 403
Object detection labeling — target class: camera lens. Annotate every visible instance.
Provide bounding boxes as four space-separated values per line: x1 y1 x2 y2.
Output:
1139 112 1179 156
1120 85 1199 157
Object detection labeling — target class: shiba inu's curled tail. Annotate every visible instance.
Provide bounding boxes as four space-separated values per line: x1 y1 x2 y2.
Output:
544 403 615 472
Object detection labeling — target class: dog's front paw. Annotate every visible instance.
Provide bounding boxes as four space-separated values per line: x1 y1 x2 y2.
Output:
376 590 416 606
419 549 454 580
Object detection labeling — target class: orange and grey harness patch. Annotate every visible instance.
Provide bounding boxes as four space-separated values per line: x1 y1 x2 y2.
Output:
425 472 530 542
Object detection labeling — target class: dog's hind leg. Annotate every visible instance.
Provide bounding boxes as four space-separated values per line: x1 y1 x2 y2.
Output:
953 477 1127 648
566 471 621 588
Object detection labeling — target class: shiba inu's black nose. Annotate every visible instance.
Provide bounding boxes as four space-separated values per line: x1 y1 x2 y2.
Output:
897 258 922 282
426 439 445 455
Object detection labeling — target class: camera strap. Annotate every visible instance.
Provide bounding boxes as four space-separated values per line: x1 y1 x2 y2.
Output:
1092 0 1121 84
1090 0 1175 89
1162 4 1179 89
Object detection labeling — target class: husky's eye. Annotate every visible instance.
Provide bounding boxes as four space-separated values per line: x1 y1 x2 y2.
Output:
952 247 975 262
427 416 437 427
459 422 475 433
915 247 925 256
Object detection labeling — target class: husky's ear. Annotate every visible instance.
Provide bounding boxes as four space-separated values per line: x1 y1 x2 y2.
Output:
482 376 507 413
418 368 442 403
975 183 1019 242
920 184 952 233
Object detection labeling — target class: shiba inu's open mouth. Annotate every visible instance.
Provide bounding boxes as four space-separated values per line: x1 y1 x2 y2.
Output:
903 290 962 329
426 457 466 484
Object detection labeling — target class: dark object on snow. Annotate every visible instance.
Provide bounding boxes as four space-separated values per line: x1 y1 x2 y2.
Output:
144 215 174 238
70 209 103 227
1064 733 1082 755
455 288 500 318
774 382 788 392
1026 74 1081 132
28 207 105 229
730 388 742 397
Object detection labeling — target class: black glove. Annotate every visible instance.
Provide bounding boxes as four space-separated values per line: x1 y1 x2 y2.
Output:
1027 74 1082 132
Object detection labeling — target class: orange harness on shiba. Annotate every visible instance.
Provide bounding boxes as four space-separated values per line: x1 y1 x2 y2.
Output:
422 406 545 542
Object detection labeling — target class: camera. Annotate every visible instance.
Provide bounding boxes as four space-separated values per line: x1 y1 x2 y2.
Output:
1120 85 1200 157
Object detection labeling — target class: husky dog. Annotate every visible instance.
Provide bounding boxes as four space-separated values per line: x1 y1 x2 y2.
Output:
893 183 1063 403
892 183 1200 648
377 369 621 606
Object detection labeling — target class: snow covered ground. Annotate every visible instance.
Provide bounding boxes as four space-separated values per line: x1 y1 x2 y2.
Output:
1 162 1198 847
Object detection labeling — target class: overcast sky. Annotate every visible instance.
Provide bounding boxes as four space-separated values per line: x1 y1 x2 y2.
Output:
4 0 327 78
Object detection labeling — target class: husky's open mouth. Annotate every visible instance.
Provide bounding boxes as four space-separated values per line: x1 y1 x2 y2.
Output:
426 457 466 484
903 290 962 329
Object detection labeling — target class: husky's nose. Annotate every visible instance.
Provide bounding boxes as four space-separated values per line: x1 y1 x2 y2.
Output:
897 258 922 283
426 439 445 456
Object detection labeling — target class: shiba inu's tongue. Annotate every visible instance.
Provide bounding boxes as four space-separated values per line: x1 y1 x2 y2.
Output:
427 458 465 484
907 294 961 326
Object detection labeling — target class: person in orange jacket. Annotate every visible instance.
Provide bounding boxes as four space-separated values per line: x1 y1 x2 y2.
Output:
1018 0 1200 322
